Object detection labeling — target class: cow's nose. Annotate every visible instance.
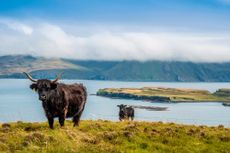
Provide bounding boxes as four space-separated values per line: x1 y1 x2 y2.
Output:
40 95 46 100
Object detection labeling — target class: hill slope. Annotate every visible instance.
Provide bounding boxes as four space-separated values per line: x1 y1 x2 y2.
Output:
1 55 230 81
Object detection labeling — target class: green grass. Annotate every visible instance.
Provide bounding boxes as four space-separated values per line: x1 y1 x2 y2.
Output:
97 87 230 102
0 120 229 153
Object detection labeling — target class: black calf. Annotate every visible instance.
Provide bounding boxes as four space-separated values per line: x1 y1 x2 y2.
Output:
117 104 134 121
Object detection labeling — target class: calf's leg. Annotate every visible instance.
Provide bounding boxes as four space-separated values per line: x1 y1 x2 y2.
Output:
131 110 134 121
131 116 134 121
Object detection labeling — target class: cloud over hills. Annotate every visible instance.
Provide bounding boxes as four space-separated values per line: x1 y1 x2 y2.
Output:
0 18 230 63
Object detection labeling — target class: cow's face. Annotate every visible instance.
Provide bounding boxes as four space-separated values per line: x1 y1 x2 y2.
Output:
30 80 57 102
23 72 62 102
117 104 127 113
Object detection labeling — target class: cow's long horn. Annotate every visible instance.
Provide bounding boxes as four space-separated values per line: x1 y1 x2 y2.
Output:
52 72 63 83
23 72 37 82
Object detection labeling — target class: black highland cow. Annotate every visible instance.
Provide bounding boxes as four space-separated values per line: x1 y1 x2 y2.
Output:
117 104 134 121
23 72 87 129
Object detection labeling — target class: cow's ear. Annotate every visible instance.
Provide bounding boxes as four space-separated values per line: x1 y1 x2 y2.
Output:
30 83 37 91
117 105 120 107
51 83 57 90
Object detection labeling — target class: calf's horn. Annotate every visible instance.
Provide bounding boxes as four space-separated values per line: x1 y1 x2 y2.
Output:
23 72 37 82
52 72 63 83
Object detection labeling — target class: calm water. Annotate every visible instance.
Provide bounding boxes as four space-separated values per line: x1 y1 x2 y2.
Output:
0 79 230 127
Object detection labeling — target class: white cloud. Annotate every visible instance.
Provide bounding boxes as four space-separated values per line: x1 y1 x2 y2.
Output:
0 18 230 62
0 18 33 35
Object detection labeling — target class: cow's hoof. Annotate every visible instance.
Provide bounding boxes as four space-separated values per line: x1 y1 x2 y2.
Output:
73 124 79 127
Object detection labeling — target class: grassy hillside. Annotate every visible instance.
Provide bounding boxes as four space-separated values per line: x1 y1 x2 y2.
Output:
97 87 230 102
0 55 82 76
0 121 229 153
99 61 230 82
2 55 230 81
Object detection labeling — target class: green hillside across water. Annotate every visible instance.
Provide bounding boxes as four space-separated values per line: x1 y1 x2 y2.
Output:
2 55 230 82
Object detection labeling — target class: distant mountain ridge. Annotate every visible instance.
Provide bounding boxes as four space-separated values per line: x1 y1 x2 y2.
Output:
1 55 230 82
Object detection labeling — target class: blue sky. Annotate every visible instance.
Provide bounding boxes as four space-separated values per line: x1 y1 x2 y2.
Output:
1 0 230 30
0 0 230 62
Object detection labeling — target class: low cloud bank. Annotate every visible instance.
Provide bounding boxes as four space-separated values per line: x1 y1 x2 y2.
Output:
0 18 230 62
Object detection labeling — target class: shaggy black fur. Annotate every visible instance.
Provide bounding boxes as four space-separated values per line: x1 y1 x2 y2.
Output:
29 79 87 129
117 104 134 121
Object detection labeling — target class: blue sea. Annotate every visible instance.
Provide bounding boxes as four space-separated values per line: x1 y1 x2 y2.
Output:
0 79 230 127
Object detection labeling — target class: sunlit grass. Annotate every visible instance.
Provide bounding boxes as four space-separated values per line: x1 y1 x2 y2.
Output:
0 120 229 153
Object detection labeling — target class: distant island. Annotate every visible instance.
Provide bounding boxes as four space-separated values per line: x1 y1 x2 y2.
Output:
97 87 230 103
2 55 230 82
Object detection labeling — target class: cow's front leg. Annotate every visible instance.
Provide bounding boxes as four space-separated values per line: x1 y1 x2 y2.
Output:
43 103 54 129
47 116 54 129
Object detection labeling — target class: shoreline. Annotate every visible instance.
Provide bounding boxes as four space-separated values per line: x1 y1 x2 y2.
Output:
1 118 229 128
1 119 230 128
97 95 230 103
